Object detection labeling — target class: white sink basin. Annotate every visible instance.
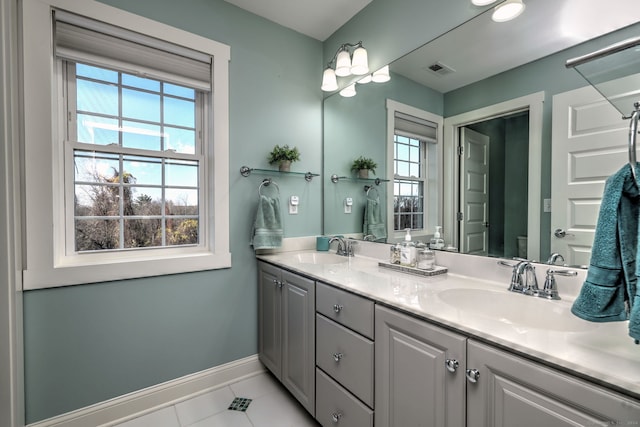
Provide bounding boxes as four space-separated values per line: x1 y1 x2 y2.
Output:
291 252 349 265
437 288 594 332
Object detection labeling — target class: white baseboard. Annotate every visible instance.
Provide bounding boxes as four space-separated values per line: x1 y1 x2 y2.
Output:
27 355 265 427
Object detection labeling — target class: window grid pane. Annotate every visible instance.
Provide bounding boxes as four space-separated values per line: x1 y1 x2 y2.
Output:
71 62 201 252
394 132 426 231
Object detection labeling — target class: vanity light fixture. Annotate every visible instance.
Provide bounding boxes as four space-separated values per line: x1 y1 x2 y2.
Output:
371 65 391 83
339 83 357 97
471 0 497 5
491 0 525 22
322 41 369 92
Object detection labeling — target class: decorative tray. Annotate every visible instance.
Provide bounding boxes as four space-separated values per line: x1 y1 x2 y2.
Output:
378 261 448 277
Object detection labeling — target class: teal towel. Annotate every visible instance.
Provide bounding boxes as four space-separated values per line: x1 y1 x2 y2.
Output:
252 195 283 250
571 163 640 343
363 198 387 241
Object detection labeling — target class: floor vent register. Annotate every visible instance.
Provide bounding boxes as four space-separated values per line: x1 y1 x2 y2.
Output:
228 397 252 412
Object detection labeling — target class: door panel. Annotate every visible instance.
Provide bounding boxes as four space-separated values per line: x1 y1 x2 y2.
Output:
551 79 637 266
460 127 490 255
375 305 466 427
258 262 281 378
281 270 315 415
466 340 640 427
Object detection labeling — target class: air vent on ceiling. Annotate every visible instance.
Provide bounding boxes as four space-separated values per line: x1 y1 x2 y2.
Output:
425 61 456 76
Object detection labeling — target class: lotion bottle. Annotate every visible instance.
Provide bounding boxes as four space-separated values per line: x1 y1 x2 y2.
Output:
400 228 416 267
430 226 445 250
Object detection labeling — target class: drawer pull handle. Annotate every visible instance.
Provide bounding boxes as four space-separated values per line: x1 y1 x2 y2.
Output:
333 352 344 362
333 304 343 313
331 411 343 423
445 358 459 373
466 368 480 383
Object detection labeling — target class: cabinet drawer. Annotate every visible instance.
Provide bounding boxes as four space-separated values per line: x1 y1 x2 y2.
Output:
316 282 374 339
316 368 374 427
316 314 374 407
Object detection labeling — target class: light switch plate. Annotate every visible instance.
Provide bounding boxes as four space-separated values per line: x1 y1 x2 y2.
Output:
344 197 353 214
543 198 551 213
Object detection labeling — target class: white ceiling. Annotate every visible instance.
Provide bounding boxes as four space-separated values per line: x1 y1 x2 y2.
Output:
390 0 640 93
222 0 372 41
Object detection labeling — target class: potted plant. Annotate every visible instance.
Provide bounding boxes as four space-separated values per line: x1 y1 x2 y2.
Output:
268 144 301 172
351 156 378 179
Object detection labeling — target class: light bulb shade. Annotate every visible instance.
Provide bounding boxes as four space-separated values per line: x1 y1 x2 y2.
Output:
357 74 372 84
491 0 525 22
371 65 390 83
321 68 338 91
350 47 369 75
471 0 497 5
335 49 352 77
339 83 356 97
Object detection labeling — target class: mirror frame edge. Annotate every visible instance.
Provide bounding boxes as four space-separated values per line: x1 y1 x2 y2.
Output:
442 91 544 260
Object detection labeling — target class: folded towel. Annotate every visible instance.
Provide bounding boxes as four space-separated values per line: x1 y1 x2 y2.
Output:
252 195 283 250
571 163 640 343
363 198 387 241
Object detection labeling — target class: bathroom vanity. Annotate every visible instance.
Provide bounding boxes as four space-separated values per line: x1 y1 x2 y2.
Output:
257 250 640 426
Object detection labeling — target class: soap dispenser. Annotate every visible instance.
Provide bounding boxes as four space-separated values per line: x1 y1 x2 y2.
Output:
400 228 416 267
430 226 445 250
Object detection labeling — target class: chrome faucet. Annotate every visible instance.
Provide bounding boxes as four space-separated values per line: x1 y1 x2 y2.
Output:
329 236 356 257
546 253 565 265
508 261 539 296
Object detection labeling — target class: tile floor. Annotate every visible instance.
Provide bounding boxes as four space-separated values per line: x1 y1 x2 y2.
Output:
113 371 319 427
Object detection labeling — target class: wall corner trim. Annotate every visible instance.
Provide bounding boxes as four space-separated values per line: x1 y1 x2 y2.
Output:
27 355 264 427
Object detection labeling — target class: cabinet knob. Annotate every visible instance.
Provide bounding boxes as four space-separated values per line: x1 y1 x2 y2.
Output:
465 368 480 383
333 304 343 313
272 279 283 288
331 411 343 423
332 352 344 362
445 358 459 373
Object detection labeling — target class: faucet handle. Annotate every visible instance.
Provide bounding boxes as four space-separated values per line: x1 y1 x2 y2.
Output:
540 268 577 300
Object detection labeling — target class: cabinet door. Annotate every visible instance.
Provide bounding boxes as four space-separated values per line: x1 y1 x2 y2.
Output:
258 262 282 378
467 339 640 427
375 305 466 427
282 269 315 416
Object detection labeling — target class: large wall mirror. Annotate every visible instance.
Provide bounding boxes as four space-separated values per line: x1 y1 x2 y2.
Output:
322 0 640 265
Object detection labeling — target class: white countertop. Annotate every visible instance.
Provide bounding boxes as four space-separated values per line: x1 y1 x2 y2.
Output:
257 249 640 400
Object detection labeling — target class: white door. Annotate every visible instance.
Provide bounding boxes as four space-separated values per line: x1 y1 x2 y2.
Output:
460 127 490 255
551 81 636 267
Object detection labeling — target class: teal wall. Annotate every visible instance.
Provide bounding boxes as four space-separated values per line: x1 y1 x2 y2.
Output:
23 0 322 422
323 73 443 236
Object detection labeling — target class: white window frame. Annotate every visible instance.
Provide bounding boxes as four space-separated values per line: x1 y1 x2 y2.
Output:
21 0 231 290
386 99 443 243
392 132 429 232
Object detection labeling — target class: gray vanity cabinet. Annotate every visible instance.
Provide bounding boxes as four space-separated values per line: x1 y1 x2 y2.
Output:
315 282 375 427
258 261 315 416
375 305 466 427
466 340 640 427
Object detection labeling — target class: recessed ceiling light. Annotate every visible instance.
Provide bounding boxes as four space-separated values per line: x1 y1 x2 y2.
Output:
491 0 525 22
471 0 498 6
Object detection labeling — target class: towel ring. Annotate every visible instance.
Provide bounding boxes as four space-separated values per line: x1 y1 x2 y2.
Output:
258 178 280 196
365 185 379 199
